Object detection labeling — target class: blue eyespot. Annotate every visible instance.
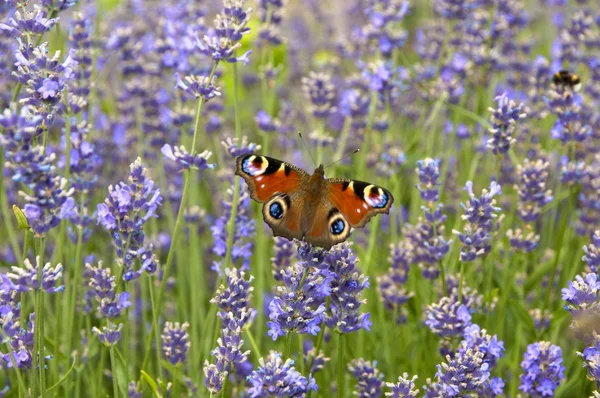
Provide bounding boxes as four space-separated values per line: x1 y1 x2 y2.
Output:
269 202 284 219
330 219 345 235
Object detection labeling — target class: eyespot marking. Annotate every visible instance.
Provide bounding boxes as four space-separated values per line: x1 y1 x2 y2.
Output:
330 219 345 235
242 155 269 176
364 184 388 208
269 202 284 219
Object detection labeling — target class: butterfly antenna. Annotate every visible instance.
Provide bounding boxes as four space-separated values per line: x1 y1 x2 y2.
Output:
298 132 318 167
324 149 360 169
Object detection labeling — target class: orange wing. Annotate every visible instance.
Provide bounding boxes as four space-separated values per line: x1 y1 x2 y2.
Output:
327 179 394 228
235 155 309 202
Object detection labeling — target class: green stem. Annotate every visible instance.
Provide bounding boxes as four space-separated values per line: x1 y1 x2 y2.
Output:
284 332 293 359
337 333 345 398
244 328 262 360
458 262 465 302
110 346 119 398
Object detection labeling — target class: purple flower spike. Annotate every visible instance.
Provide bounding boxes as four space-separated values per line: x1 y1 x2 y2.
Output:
8 256 64 294
387 373 419 397
161 322 190 366
161 144 216 171
519 341 565 397
247 351 317 397
348 359 384 398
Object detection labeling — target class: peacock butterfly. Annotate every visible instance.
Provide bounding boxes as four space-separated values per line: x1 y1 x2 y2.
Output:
235 154 394 249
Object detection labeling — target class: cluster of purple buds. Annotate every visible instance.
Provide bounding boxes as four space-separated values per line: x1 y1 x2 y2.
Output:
247 351 317 397
302 71 337 120
7 256 64 293
561 272 600 343
161 144 216 172
519 341 565 397
65 12 93 115
486 93 527 155
361 0 409 58
583 230 600 273
197 0 253 65
96 158 162 281
86 261 132 320
257 0 285 46
13 42 77 124
63 121 100 243
323 244 372 334
348 358 384 397
267 263 331 340
453 181 502 262
205 267 254 394
507 159 553 252
578 334 600 388
161 322 190 366
0 4 58 39
424 294 472 338
270 237 296 281
221 136 262 158
1 107 74 236
377 242 413 323
386 373 419 397
175 73 221 102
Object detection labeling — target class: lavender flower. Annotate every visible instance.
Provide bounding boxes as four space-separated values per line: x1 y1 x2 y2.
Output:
361 0 409 58
197 0 253 64
561 272 600 342
204 362 227 394
13 42 77 122
460 324 505 368
7 256 63 293
161 322 190 366
487 93 527 155
0 279 35 369
0 5 58 38
86 261 131 319
416 158 441 202
519 341 565 397
267 264 330 340
221 136 262 158
271 237 296 281
386 373 419 397
257 0 285 46
302 71 337 119
211 267 254 320
583 230 600 273
97 158 162 281
175 73 221 101
453 181 502 262
579 335 600 387
435 348 491 396
92 323 123 347
323 244 371 334
66 12 93 115
247 351 317 397
348 359 384 398
161 144 216 171
425 295 472 338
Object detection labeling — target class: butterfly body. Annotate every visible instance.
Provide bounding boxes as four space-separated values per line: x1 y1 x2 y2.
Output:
235 154 393 249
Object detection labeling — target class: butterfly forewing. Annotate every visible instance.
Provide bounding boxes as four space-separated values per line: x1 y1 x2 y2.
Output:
326 178 394 228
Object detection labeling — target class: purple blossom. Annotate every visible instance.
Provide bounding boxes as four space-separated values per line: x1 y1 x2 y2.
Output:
161 322 190 366
86 261 132 319
323 244 371 334
247 351 317 397
7 256 63 293
435 348 491 397
519 341 565 397
267 264 330 340
416 158 441 202
96 158 162 281
425 295 472 338
583 231 600 273
271 237 296 282
487 93 527 155
578 335 600 388
453 181 502 262
221 136 262 159
0 5 57 37
460 324 505 368
386 373 419 397
210 267 254 320
175 73 221 101
161 144 216 171
302 71 337 119
92 323 123 347
348 359 384 398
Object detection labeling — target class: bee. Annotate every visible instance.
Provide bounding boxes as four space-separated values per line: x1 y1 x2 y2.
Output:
552 70 582 91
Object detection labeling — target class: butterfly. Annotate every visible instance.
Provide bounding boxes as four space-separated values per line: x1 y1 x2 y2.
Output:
235 154 394 249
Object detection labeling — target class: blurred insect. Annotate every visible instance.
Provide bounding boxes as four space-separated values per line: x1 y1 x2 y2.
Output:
552 70 581 91
235 135 394 249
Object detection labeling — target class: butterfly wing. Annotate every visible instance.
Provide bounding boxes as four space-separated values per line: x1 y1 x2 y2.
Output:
326 178 394 228
304 199 352 250
235 154 309 240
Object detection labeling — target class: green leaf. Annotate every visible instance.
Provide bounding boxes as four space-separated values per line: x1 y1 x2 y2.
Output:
524 261 556 295
12 205 29 230
140 370 161 398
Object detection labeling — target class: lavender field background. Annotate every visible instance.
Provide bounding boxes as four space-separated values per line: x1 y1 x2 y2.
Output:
1 0 600 396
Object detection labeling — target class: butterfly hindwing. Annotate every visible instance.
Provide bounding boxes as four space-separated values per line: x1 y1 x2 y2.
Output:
235 155 309 202
304 203 352 250
326 178 394 228
262 192 305 241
